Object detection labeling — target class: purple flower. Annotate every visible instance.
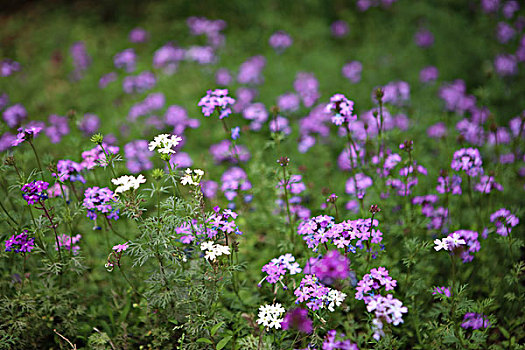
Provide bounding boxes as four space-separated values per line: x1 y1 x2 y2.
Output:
3 103 27 128
231 126 240 140
215 68 232 86
169 151 193 169
306 250 350 283
345 173 373 199
201 180 218 198
70 42 91 79
123 71 156 94
277 93 300 112
0 92 9 110
374 81 410 105
326 94 356 125
432 286 451 298
54 159 85 183
83 187 119 221
99 72 117 89
220 167 252 203
129 27 149 43
114 48 137 72
461 313 490 329
269 31 293 52
355 267 397 301
338 144 364 171
451 148 483 177
185 46 215 65
322 330 359 350
269 116 291 134
124 140 154 173
294 72 320 108
233 87 257 113
342 61 362 83
187 16 226 46
164 105 200 134
56 234 82 255
281 308 313 333
503 1 519 18
21 180 49 205
198 89 236 119
237 55 266 85
5 230 35 253
78 113 100 136
439 80 476 114
12 125 43 147
45 114 70 143
481 0 499 13
1 59 21 77
437 174 462 195
243 103 268 130
496 22 515 43
474 175 503 193
113 242 129 252
420 66 439 83
427 122 447 138
414 28 434 48
494 54 518 77
81 143 119 169
490 208 519 236
331 20 350 38
153 44 185 74
0 132 16 152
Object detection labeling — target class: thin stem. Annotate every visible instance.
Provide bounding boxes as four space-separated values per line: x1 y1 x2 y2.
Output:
281 166 295 242
28 140 44 179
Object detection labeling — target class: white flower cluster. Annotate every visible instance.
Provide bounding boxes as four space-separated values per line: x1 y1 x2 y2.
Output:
321 289 347 312
200 241 230 261
434 232 466 251
112 174 146 194
180 168 204 186
148 134 182 154
256 303 285 329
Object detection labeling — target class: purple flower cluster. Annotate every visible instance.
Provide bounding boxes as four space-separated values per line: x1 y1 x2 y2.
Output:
331 20 350 38
83 187 119 221
70 42 91 79
215 68 232 86
461 313 491 330
45 114 69 143
297 215 383 253
432 286 451 298
293 274 344 311
414 28 434 48
298 104 332 152
243 102 268 130
5 230 35 254
124 140 154 173
237 56 266 85
453 230 481 263
210 140 250 164
305 250 350 283
294 72 320 108
269 116 291 135
326 94 355 125
114 48 137 72
99 72 118 89
439 80 476 114
346 173 373 199
277 92 300 112
12 125 43 147
56 234 82 255
373 81 410 106
342 61 363 83
260 253 302 286
220 167 252 205
123 71 156 94
129 27 149 43
198 89 236 119
128 92 165 122
233 87 257 113
187 16 226 47
475 175 503 193
322 330 359 349
21 181 49 205
78 113 100 135
355 267 397 301
81 143 119 169
494 54 518 76
451 148 483 177
1 59 21 77
420 66 439 83
153 44 185 74
54 159 86 183
490 208 519 236
3 103 27 128
164 105 200 134
185 46 215 65
269 31 293 52
281 308 313 334
357 0 397 11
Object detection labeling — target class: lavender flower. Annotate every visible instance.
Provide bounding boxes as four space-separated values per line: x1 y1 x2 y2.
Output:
237 55 266 85
461 313 491 329
125 140 154 173
210 140 250 163
56 234 82 255
153 44 185 74
70 42 91 79
281 308 313 333
490 208 519 236
474 175 503 193
269 31 293 52
78 113 100 136
414 28 434 48
326 94 356 125
215 68 232 86
1 59 21 77
129 27 149 43
277 92 300 112
451 148 483 177
198 89 236 119
322 330 359 350
45 114 69 143
494 54 518 77
83 187 119 221
3 103 27 128
12 125 43 147
331 20 350 38
5 230 35 253
345 173 373 199
243 102 268 130
294 72 320 108
342 61 363 83
123 71 156 94
420 66 439 83
114 48 137 72
21 181 49 205
432 286 451 298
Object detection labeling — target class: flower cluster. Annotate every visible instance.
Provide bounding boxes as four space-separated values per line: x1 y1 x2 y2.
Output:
304 250 350 284
256 303 285 329
322 330 359 350
81 143 119 169
294 275 346 311
200 241 230 261
12 125 43 147
180 168 204 186
21 181 49 205
105 242 129 271
83 187 119 221
148 134 182 155
326 94 355 125
56 234 82 255
111 175 146 194
436 174 462 195
259 253 302 286
281 308 312 333
269 31 293 52
5 230 35 254
433 232 466 252
451 148 483 177
221 167 252 206
210 140 251 164
489 208 519 237
53 160 86 183
198 89 236 119
461 313 491 330
124 140 154 173
355 267 397 302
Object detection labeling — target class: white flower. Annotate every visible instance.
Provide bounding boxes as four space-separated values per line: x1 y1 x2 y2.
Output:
446 233 466 248
148 134 182 154
325 289 346 312
256 303 285 329
200 241 230 261
180 168 205 186
112 174 146 193
434 238 449 251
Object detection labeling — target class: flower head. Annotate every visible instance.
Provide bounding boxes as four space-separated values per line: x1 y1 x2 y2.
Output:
198 89 236 119
111 175 146 194
5 230 35 254
21 181 49 205
256 303 286 329
148 134 182 154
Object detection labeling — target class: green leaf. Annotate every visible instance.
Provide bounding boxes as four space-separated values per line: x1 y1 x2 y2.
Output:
211 322 224 337
216 335 232 350
196 338 213 345
499 326 510 339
